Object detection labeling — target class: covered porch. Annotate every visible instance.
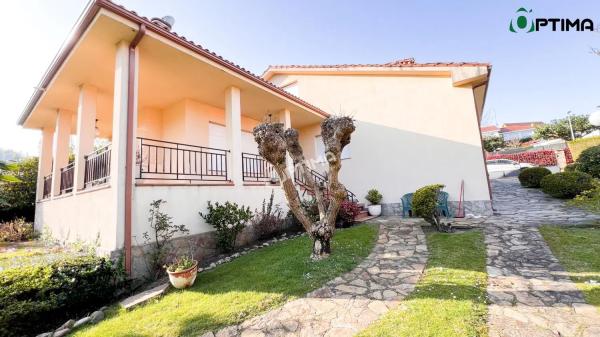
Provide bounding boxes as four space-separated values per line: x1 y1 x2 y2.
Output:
24 9 326 200
20 7 327 255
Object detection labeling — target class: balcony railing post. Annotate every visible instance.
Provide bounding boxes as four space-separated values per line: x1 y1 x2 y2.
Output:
136 137 229 182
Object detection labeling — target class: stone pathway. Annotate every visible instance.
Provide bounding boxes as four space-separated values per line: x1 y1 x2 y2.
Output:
485 178 600 337
208 217 428 337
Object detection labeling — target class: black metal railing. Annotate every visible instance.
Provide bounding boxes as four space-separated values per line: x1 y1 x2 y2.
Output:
84 144 111 188
137 137 230 181
294 167 358 202
43 174 52 199
242 153 273 182
59 163 74 194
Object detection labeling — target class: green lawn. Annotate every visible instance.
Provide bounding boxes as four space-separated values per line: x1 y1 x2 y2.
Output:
568 187 600 214
540 225 600 309
0 242 73 271
358 229 488 337
73 224 377 337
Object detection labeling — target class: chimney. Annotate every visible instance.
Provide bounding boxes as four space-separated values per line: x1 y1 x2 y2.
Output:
151 16 175 31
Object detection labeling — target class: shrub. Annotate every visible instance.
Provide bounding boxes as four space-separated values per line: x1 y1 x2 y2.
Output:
142 200 189 279
413 184 450 232
540 172 594 199
337 200 361 228
576 145 600 178
518 167 552 188
166 255 196 273
365 189 383 205
0 255 124 337
564 163 580 172
251 191 285 240
0 218 35 242
200 201 252 253
0 157 38 222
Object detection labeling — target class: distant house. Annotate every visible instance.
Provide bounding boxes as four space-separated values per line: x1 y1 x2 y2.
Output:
481 122 543 141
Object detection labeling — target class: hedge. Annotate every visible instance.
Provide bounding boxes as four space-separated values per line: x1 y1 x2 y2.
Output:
568 136 600 160
0 255 124 337
518 167 552 188
540 172 594 199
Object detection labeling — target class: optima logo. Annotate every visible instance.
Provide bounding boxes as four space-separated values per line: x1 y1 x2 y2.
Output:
509 7 594 33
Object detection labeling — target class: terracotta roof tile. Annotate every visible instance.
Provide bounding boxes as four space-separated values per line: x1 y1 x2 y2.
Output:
266 57 491 71
101 1 330 117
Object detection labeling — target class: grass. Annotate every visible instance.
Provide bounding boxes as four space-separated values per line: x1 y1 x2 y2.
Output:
540 225 600 309
73 224 377 337
568 187 600 214
0 241 74 271
358 229 488 337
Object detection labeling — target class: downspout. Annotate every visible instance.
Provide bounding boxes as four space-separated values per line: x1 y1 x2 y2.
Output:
125 24 146 275
474 66 493 203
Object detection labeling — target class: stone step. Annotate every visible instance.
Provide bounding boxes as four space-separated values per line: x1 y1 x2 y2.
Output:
120 283 169 310
354 214 379 223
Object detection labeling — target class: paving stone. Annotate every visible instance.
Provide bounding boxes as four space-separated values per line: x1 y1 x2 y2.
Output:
119 282 169 310
486 178 600 337
212 218 428 336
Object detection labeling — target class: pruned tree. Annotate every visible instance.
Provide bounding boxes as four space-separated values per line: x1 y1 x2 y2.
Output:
253 116 355 260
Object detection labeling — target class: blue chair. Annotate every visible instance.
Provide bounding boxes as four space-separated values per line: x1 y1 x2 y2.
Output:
401 193 413 217
437 191 452 218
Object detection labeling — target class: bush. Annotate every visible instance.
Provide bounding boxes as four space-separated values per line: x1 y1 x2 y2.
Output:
0 157 38 222
0 255 124 337
564 163 580 172
200 201 252 253
540 172 594 199
0 218 35 242
337 200 361 228
142 200 189 279
518 167 552 188
413 184 450 232
576 145 600 178
251 191 285 240
365 189 383 205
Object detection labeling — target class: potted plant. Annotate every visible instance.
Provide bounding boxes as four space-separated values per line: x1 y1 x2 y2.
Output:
365 189 383 216
165 255 198 289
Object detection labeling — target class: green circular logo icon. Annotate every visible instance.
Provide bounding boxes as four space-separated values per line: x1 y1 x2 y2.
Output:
510 8 534 33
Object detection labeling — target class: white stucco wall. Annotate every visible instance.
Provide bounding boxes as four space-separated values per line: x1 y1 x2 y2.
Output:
132 185 289 242
34 186 118 255
270 73 490 207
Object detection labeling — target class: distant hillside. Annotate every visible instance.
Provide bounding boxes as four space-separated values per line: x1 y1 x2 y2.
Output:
0 148 25 162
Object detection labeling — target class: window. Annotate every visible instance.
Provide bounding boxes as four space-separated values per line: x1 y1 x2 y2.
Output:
315 135 351 162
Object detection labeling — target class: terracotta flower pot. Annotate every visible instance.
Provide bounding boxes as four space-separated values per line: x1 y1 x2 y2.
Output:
166 260 198 289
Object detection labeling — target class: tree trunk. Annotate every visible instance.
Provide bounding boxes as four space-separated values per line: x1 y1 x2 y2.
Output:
310 221 332 260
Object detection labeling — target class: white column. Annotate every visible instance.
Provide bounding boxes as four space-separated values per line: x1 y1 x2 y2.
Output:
111 40 130 248
51 109 72 196
225 86 242 185
74 84 97 191
279 109 294 177
36 127 54 200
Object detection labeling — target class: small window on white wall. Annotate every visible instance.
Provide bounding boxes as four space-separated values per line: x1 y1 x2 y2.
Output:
315 135 351 162
282 82 299 96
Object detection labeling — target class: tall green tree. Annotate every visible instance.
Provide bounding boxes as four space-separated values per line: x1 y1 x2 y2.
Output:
0 157 38 221
482 135 505 152
533 114 597 140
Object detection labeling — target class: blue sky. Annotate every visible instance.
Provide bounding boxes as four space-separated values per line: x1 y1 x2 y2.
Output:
1 0 599 154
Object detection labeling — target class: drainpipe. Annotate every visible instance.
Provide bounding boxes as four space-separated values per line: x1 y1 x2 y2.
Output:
125 24 146 275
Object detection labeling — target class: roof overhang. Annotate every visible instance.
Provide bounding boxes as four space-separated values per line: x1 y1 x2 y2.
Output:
262 65 491 87
18 0 329 127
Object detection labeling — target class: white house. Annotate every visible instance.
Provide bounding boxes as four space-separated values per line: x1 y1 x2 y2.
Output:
18 0 492 275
